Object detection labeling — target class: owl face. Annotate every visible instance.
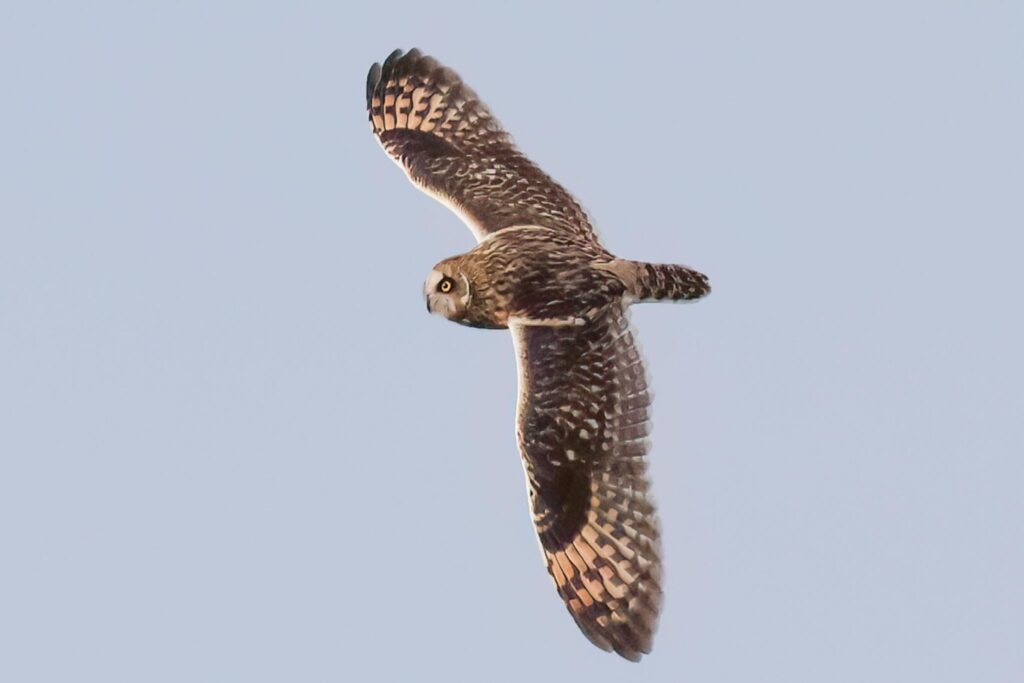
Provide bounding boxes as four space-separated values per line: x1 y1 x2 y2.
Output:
424 266 471 321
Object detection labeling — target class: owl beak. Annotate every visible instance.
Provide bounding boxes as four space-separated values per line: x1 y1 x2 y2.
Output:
425 296 432 313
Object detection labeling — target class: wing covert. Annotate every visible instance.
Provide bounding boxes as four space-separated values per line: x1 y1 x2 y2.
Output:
366 48 595 242
510 306 662 661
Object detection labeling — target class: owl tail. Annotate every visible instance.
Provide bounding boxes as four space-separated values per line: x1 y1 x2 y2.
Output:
599 260 711 303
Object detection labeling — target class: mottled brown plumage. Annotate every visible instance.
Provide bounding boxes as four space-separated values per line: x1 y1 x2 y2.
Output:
367 48 710 661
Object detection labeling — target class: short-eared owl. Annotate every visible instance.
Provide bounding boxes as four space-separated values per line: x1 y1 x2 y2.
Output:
367 49 710 661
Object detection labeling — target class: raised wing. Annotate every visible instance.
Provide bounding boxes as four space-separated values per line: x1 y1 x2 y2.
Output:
366 48 595 242
511 306 662 661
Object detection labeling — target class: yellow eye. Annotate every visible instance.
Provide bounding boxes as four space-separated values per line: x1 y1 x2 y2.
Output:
439 278 453 293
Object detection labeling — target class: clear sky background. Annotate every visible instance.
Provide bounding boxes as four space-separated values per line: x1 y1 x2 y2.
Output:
2 2 1022 681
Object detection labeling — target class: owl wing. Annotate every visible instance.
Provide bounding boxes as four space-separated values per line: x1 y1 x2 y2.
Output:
366 49 596 243
510 305 662 661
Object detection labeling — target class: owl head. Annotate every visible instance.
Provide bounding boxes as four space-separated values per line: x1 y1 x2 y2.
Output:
424 263 472 321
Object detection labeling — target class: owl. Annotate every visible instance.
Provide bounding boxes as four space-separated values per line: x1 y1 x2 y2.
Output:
366 49 710 661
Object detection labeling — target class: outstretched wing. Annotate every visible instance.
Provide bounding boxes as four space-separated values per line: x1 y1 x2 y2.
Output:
366 48 595 242
510 306 662 661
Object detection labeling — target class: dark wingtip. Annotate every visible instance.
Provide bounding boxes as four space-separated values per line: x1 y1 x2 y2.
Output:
381 48 404 75
365 62 381 106
366 48 433 114
368 49 429 103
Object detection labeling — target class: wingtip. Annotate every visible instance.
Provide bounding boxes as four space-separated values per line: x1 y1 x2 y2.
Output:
610 625 654 662
381 48 404 74
365 62 381 105
576 618 650 662
368 48 423 107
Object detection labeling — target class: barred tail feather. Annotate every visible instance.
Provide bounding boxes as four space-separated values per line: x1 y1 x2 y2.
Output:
600 260 711 303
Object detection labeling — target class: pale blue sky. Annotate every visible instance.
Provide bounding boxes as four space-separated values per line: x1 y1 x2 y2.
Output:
1 2 1022 681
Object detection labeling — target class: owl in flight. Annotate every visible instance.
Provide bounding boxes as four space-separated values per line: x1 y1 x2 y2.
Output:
366 49 710 661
